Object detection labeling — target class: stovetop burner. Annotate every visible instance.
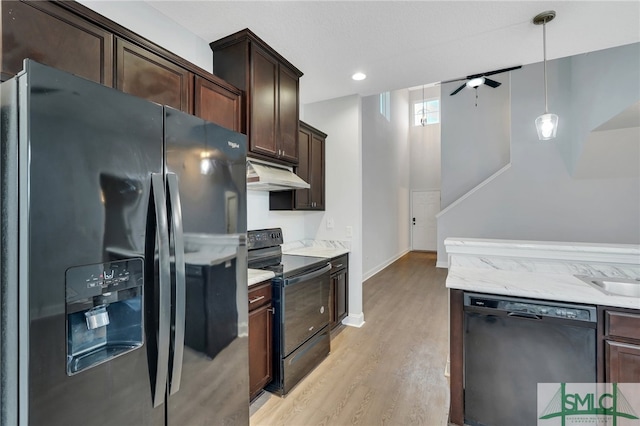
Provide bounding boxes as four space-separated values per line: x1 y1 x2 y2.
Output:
247 228 329 279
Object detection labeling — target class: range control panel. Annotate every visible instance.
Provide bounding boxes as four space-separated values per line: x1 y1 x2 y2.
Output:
248 228 283 250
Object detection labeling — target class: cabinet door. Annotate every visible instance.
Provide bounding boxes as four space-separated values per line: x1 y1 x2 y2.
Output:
335 269 348 324
1 1 113 84
194 75 241 132
606 341 640 383
310 133 325 210
294 127 312 209
116 38 192 113
248 303 273 400
278 66 299 164
250 45 278 158
330 270 348 329
329 275 337 328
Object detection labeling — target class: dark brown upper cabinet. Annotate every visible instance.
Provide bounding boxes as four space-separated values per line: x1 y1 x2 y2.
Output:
270 121 326 211
1 1 113 85
116 38 193 113
194 75 241 132
210 29 303 165
3 1 242 132
296 121 325 210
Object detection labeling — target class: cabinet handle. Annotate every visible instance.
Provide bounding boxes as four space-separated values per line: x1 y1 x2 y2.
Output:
333 263 343 268
249 295 265 304
267 308 275 314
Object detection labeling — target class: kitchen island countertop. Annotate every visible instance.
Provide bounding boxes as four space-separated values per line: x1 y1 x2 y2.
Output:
445 237 640 309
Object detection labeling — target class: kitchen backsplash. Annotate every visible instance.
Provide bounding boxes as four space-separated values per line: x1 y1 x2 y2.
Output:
247 191 306 241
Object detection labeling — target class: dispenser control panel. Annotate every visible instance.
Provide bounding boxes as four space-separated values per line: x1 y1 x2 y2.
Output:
66 258 143 303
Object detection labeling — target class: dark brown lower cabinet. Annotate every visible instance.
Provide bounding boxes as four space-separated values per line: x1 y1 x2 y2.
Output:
329 254 348 329
248 281 273 401
603 308 640 383
448 294 640 426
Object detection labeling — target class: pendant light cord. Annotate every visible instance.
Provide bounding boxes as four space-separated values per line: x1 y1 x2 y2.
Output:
543 21 548 114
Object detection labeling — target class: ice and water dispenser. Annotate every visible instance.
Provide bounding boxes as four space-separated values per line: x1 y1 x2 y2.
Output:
65 258 144 375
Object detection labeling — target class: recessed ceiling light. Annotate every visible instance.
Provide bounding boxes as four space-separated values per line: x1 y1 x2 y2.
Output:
352 72 366 81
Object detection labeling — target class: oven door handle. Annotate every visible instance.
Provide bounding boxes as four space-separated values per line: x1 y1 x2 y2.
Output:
284 263 331 286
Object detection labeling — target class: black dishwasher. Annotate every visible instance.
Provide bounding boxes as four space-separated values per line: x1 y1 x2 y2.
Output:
463 292 597 426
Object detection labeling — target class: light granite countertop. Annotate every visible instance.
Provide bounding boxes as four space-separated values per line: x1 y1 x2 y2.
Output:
247 240 349 288
282 239 350 259
445 238 640 310
248 269 275 287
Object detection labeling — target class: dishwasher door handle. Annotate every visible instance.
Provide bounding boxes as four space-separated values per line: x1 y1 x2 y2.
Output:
507 312 542 320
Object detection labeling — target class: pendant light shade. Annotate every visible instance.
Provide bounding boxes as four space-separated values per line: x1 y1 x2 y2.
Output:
533 11 558 141
535 113 559 140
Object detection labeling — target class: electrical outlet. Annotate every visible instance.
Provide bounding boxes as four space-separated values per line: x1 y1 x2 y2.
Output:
346 226 353 238
327 218 334 229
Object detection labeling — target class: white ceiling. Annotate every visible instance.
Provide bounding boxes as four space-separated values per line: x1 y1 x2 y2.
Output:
145 1 640 105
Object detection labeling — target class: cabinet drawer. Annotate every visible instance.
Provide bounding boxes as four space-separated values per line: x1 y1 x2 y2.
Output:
606 310 640 341
248 282 272 310
331 255 348 273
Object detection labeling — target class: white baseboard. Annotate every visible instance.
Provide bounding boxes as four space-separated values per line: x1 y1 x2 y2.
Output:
436 260 449 269
363 248 410 281
342 312 365 328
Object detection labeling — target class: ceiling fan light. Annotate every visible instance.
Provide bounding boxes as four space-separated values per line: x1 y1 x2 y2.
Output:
535 113 559 140
466 77 485 88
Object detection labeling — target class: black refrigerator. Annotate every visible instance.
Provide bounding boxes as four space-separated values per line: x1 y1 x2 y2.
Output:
0 60 249 425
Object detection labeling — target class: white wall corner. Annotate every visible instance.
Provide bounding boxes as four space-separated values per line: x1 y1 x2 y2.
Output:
436 260 449 269
342 312 365 328
362 248 410 281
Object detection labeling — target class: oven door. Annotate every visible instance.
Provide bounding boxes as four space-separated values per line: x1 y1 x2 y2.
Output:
281 263 331 356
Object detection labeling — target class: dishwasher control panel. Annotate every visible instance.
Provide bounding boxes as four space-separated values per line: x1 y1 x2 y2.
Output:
465 293 597 322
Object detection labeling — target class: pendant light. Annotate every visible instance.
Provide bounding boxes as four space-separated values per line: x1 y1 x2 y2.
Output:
533 11 558 140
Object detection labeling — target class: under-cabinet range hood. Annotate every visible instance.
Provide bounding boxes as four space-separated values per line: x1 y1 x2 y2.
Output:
247 160 310 191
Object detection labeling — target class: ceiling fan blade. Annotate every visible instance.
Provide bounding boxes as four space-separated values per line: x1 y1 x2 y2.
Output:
483 78 501 88
450 83 467 96
482 65 522 77
441 77 467 84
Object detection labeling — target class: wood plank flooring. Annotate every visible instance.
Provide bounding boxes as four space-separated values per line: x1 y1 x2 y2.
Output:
250 251 450 426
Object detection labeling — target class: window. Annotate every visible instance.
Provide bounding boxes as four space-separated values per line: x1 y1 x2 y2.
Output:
379 92 390 121
414 99 439 126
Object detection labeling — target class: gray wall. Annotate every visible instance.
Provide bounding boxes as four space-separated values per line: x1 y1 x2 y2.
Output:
303 95 365 325
440 73 511 208
409 86 441 191
437 43 640 263
567 43 640 174
361 90 411 279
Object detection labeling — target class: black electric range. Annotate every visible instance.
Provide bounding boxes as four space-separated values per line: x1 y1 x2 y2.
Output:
247 228 331 396
247 228 329 279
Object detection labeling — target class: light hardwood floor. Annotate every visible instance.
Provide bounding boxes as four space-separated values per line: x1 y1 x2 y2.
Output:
250 251 450 426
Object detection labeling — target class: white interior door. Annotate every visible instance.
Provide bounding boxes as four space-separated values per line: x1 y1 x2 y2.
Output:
411 190 440 251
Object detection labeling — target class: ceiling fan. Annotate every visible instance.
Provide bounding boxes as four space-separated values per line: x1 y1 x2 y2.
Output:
442 66 522 96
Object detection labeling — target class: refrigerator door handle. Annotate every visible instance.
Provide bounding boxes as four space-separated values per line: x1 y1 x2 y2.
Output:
151 173 171 408
166 173 186 395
